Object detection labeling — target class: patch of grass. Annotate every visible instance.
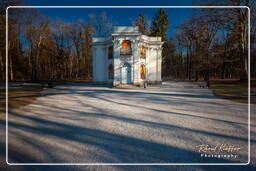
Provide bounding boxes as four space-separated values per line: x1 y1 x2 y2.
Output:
211 84 248 103
0 85 43 116
209 80 255 104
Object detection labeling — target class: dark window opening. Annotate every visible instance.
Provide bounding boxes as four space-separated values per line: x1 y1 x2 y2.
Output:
108 64 114 80
108 46 113 59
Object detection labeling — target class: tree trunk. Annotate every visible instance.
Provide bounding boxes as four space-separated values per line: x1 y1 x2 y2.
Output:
240 26 248 81
0 51 4 81
9 55 14 81
186 44 189 79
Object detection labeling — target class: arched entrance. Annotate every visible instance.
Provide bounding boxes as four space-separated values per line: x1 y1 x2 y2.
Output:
121 63 132 84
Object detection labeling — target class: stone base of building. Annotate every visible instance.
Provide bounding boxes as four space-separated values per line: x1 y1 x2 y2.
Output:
93 80 162 88
146 81 162 85
91 81 113 86
113 80 162 88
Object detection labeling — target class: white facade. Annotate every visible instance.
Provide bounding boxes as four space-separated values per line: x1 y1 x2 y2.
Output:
92 26 163 86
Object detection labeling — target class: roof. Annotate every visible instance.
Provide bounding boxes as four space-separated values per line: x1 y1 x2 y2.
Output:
112 26 139 34
92 26 162 45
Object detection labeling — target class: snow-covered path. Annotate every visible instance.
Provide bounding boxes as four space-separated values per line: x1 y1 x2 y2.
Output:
6 82 253 164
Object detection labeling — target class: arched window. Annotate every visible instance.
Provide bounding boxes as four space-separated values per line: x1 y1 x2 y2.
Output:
120 40 132 55
108 64 114 80
140 64 146 80
121 40 131 48
140 45 146 59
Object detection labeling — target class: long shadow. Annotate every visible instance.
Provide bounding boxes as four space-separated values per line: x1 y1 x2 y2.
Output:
78 88 218 99
22 84 218 100
6 84 247 113
31 102 254 144
12 88 250 144
5 112 237 164
28 86 247 120
65 92 249 137
5 119 254 170
8 110 251 156
1 84 255 170
42 86 249 112
85 93 250 127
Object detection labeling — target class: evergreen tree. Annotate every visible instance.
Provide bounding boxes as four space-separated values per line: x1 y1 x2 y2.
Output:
150 8 169 41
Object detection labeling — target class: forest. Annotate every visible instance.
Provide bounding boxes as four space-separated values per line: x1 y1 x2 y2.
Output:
0 0 255 83
162 1 255 82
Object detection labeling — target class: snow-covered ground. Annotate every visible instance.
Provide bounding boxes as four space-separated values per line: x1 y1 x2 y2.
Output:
1 81 256 170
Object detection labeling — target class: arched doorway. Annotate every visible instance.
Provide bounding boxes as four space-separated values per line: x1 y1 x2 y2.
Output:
121 63 132 84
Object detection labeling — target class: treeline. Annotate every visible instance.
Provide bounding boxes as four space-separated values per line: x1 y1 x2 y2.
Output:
0 0 255 83
162 0 256 81
1 0 94 82
0 0 170 82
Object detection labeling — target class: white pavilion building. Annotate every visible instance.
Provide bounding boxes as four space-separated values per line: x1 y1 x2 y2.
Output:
92 26 163 86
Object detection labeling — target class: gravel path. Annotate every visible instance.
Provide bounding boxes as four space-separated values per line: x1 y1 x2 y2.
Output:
2 81 256 169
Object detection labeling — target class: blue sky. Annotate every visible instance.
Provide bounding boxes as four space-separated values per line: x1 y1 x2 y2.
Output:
19 0 200 38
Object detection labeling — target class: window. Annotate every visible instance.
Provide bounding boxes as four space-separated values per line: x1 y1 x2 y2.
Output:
121 40 131 48
140 45 146 59
108 64 114 80
108 46 113 59
140 64 146 79
120 40 132 55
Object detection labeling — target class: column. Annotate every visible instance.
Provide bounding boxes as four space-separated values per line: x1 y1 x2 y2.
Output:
92 46 97 81
148 47 153 81
132 39 139 84
156 48 158 82
113 39 121 86
158 47 162 82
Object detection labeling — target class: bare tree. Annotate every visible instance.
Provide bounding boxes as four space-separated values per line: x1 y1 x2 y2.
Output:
82 23 93 79
89 12 112 37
